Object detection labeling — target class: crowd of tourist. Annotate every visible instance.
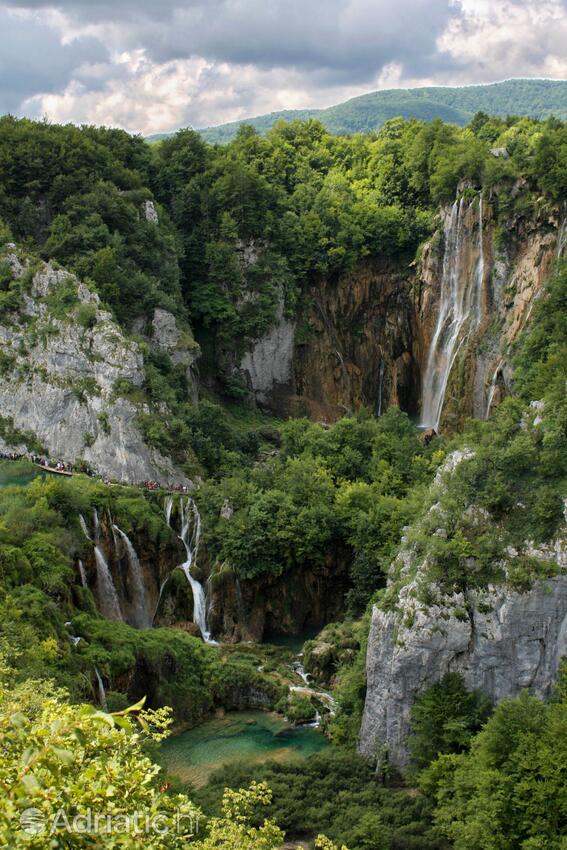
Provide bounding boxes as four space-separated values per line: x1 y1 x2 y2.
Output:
0 451 188 492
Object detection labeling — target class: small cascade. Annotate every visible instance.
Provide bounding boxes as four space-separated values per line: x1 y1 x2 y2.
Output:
113 525 152 629
79 514 92 542
82 508 123 621
485 360 503 420
375 357 385 417
288 651 337 722
93 507 101 543
94 546 123 621
420 196 485 430
164 495 174 527
78 559 88 589
178 497 216 644
94 667 107 710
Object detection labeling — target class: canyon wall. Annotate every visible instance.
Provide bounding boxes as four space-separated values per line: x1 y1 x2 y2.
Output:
238 187 566 429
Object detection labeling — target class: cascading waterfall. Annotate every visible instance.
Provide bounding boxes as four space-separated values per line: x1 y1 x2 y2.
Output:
94 547 123 621
78 559 88 589
485 360 503 420
178 497 216 643
79 514 92 542
80 509 123 621
113 525 152 629
94 667 108 710
164 495 174 527
420 196 485 431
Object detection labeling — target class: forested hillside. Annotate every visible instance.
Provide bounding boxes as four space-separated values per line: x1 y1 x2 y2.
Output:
146 79 567 144
1 108 567 849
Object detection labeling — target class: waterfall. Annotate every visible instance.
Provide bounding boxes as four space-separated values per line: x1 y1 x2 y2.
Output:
485 360 503 420
94 667 107 710
93 507 101 543
79 510 123 620
78 559 88 588
151 496 177 624
420 197 485 431
375 357 385 417
94 546 123 621
113 525 152 629
178 497 216 644
79 515 92 542
164 495 174 527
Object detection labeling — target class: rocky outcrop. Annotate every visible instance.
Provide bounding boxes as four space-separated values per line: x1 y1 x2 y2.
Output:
238 258 419 421
358 456 567 772
359 570 567 771
239 297 295 409
0 247 190 485
208 550 352 643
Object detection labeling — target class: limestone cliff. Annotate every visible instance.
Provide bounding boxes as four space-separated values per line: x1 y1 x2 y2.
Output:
358 454 567 772
238 258 419 422
237 187 565 428
0 245 194 485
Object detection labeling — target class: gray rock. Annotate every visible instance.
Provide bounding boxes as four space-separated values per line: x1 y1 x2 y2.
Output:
359 568 567 771
143 200 159 223
0 255 190 486
240 297 295 406
152 308 180 351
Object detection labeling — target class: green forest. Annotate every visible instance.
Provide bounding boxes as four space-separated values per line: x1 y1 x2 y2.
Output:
1 108 567 849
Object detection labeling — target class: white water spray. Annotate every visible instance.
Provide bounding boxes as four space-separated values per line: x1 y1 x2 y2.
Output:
94 667 107 710
79 514 92 542
420 197 485 431
178 497 216 643
78 559 88 589
113 525 152 629
164 495 174 527
485 360 503 420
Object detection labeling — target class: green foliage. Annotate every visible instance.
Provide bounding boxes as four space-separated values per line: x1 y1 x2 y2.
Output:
423 691 567 850
194 750 442 850
409 673 493 770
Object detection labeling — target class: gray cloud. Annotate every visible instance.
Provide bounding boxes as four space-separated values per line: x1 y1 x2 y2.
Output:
5 0 458 81
2 0 567 133
0 7 108 112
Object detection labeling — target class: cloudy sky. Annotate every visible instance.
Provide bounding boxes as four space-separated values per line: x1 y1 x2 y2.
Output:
2 0 567 134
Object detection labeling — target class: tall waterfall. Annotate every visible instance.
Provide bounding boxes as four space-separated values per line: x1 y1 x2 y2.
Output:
113 525 152 629
420 197 485 430
178 497 215 643
79 509 123 621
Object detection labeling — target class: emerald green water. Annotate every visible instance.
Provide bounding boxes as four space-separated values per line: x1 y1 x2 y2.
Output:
0 461 42 488
159 711 329 787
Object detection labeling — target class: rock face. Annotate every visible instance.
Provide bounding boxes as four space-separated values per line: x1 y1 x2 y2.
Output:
236 191 565 427
359 573 567 771
358 455 567 771
0 248 189 485
238 258 418 421
239 297 296 409
208 549 352 643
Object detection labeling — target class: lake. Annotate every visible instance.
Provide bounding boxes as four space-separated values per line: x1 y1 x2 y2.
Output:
159 710 329 787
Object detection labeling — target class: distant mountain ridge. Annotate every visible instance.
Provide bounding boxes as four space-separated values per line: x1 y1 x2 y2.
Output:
147 79 567 144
